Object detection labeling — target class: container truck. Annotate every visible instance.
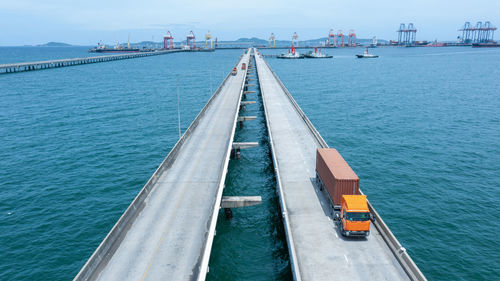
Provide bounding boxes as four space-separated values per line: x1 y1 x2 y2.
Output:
337 195 371 237
316 148 371 237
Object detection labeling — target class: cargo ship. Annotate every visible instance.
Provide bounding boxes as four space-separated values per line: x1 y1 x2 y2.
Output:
472 42 500 48
88 43 140 53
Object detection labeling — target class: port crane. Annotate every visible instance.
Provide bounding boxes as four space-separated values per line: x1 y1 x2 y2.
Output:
397 23 417 46
269 33 276 48
348 30 356 47
336 30 345 47
328 29 335 47
186 31 196 49
163 31 174 50
205 31 213 49
292 32 299 47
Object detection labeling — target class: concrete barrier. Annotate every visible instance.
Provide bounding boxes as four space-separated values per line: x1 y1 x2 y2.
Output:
256 54 303 281
194 52 250 281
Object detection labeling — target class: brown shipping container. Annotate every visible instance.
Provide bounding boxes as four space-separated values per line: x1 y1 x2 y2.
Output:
316 148 360 206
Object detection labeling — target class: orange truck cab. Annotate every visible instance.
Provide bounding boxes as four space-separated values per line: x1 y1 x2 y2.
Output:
336 195 371 237
241 63 246 70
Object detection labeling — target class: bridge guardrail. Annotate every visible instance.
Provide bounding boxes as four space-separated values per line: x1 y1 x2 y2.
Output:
194 51 251 281
74 54 242 281
255 52 302 281
260 53 427 281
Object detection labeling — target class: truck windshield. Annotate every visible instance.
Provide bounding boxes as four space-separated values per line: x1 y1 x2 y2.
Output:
347 212 370 221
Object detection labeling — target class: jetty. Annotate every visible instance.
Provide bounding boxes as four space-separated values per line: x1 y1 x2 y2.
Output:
0 49 188 74
71 48 425 281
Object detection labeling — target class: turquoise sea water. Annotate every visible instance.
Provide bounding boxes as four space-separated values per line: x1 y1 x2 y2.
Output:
0 46 108 64
1 46 499 280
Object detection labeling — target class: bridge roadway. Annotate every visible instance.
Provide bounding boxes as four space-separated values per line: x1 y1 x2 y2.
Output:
0 49 185 74
75 50 251 281
255 49 424 281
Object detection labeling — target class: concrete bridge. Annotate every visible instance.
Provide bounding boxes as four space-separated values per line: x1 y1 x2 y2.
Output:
0 49 185 74
73 48 426 281
255 51 426 281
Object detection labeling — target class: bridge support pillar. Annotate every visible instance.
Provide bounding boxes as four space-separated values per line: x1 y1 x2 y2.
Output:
231 142 258 159
240 101 256 112
224 208 233 219
221 196 262 219
237 116 256 129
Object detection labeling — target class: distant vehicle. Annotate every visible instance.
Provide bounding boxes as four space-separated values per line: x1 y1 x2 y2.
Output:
241 63 246 70
356 48 378 58
316 148 371 237
231 67 238 76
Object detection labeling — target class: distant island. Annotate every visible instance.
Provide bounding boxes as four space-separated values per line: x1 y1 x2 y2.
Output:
36 42 73 47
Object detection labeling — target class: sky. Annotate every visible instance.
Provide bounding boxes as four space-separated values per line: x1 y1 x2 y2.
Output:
0 0 499 46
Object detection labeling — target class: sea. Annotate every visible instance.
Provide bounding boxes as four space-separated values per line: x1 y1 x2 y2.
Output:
0 46 499 281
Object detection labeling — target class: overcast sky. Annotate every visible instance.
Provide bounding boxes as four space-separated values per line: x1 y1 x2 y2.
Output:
1 0 499 46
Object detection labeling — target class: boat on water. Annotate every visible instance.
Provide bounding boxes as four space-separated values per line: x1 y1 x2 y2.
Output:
472 42 500 48
277 45 304 59
304 48 332 58
89 43 140 53
356 48 379 58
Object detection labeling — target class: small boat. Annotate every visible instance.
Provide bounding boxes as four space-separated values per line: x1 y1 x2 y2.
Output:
304 48 332 58
356 48 379 58
277 45 304 59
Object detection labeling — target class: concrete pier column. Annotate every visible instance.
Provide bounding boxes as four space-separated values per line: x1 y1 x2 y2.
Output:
237 116 256 129
231 142 258 159
224 208 233 219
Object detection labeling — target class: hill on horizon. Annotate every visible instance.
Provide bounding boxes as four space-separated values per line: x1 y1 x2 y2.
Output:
36 42 73 47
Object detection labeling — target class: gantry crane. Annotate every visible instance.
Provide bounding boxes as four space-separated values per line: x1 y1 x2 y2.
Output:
336 30 345 47
348 30 356 47
292 32 299 47
328 29 335 47
163 31 174 50
269 33 276 48
186 31 196 49
205 31 213 49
